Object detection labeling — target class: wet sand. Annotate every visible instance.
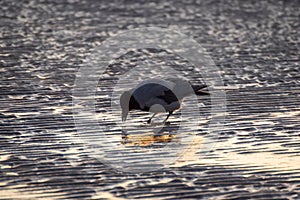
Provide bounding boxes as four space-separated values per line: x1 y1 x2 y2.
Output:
1 0 300 199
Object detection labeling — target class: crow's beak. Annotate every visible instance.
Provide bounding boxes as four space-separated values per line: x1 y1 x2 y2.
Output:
122 110 128 122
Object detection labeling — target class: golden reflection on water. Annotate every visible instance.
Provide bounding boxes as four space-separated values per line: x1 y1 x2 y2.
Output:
178 136 300 172
212 137 300 171
93 109 300 173
120 129 300 173
121 133 176 146
0 187 67 200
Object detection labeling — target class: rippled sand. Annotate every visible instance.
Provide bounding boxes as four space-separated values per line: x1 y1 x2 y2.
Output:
1 0 299 199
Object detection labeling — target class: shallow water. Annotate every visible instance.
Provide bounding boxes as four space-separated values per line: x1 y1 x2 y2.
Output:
1 0 300 199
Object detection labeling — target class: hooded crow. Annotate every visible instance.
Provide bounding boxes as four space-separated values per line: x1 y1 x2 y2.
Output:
120 78 208 124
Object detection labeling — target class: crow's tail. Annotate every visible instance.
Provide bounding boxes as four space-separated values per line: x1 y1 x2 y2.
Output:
192 84 209 95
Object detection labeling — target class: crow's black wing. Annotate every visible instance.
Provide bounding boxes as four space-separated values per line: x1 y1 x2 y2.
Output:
157 89 179 104
131 83 170 109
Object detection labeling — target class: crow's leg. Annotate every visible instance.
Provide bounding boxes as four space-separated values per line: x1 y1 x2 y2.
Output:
163 111 173 124
147 113 157 124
